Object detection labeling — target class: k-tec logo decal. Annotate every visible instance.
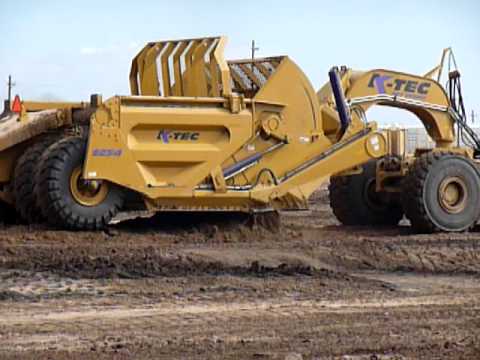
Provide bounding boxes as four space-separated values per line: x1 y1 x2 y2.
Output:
368 73 431 98
157 130 200 143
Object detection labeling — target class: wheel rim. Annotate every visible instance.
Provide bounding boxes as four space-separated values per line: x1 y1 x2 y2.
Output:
69 167 109 207
438 176 467 214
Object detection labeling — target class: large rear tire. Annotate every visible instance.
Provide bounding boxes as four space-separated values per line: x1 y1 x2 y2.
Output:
329 160 403 226
36 137 124 230
13 136 60 223
0 200 16 224
402 152 480 233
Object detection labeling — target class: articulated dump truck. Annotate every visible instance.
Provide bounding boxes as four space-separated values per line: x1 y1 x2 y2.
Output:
0 36 479 232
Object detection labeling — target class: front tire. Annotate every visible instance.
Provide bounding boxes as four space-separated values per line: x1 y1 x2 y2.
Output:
402 152 480 233
36 137 124 230
329 160 403 226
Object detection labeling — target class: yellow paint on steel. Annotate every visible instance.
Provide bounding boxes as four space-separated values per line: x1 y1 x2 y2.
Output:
130 36 230 98
172 41 189 96
142 43 164 96
342 68 455 147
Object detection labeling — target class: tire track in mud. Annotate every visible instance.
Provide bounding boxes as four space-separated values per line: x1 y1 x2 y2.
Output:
2 294 477 326
1 190 480 359
2 292 479 356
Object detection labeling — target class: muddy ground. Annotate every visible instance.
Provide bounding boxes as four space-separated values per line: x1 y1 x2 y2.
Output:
0 187 479 359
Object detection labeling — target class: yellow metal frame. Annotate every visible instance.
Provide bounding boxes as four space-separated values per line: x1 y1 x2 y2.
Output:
129 36 232 98
83 38 391 212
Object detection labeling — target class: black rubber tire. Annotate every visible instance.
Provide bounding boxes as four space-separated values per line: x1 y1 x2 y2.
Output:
0 200 16 224
329 160 403 226
402 152 480 233
36 137 124 230
13 136 59 223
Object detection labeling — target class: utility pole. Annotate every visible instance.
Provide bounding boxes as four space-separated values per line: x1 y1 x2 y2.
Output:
471 109 477 124
7 75 15 103
251 40 259 61
250 41 260 90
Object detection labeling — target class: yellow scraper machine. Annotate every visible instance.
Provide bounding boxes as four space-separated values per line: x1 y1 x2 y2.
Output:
0 37 479 232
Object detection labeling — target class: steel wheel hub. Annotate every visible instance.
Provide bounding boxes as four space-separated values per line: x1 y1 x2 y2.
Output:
438 176 467 214
69 167 109 207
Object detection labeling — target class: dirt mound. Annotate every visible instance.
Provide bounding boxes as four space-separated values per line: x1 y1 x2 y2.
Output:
0 240 347 280
297 226 480 276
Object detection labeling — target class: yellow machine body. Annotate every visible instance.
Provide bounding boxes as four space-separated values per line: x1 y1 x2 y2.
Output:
0 37 468 216
79 36 462 213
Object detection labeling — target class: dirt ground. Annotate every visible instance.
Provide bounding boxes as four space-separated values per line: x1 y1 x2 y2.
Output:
0 187 479 359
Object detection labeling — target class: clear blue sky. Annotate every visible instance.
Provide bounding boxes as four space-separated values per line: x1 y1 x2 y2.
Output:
0 0 478 126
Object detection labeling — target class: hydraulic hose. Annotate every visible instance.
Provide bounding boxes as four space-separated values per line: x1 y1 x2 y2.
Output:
328 67 351 135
